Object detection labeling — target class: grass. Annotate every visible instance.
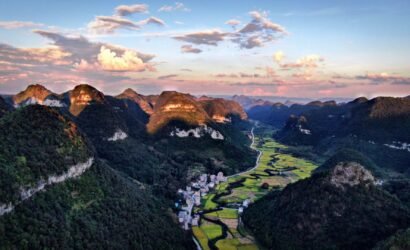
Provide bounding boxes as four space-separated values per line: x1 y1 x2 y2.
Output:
192 226 210 250
238 244 260 250
200 222 223 240
195 132 318 250
215 238 241 250
203 194 218 210
207 208 238 219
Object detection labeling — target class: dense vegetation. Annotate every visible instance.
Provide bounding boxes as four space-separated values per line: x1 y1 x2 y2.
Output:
0 96 12 118
374 227 410 250
243 162 410 250
0 105 91 203
0 161 194 249
0 105 194 249
271 97 410 178
80 113 256 199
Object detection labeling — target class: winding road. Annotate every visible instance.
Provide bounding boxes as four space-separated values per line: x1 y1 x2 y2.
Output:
228 127 262 179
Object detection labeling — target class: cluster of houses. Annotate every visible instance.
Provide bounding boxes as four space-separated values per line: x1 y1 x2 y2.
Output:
176 172 227 230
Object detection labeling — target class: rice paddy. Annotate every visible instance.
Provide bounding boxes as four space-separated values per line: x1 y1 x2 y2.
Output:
192 129 318 249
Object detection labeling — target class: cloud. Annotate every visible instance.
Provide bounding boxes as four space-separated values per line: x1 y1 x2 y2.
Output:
355 72 410 85
158 74 178 79
88 4 165 34
158 2 190 12
232 11 287 49
0 20 43 29
173 30 228 46
88 16 141 34
225 19 241 28
115 4 148 16
139 16 166 26
214 73 239 78
180 68 192 72
215 70 275 79
0 43 72 65
0 30 158 92
97 46 153 72
173 11 287 50
274 51 284 63
279 54 324 69
180 44 202 53
230 82 277 87
14 30 154 72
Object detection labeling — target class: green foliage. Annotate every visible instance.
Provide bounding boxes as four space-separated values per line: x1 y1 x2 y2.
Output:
374 227 410 250
243 164 410 250
0 161 194 249
315 148 379 175
0 105 91 203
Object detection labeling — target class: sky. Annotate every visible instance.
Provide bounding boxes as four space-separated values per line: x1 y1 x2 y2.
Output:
0 0 409 98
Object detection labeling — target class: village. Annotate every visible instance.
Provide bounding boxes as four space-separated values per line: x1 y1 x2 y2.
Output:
176 171 251 231
176 172 226 230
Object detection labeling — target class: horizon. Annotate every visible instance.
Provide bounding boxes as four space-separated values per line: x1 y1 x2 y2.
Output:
2 83 408 104
1 0 409 98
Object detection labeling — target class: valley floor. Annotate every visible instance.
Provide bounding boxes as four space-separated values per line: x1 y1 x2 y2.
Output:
190 125 318 250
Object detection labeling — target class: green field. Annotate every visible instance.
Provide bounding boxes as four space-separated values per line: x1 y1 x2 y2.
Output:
192 128 318 249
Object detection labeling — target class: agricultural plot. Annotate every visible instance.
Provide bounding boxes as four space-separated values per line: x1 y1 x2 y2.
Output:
193 131 318 250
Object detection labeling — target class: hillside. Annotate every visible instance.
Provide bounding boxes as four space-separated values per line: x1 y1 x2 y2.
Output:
116 88 154 115
274 96 410 177
0 96 12 118
146 91 210 134
11 84 65 107
243 162 410 250
0 105 92 205
0 105 194 249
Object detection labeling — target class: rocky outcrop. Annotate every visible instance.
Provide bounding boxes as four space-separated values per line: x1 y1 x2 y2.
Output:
169 125 224 140
107 129 128 141
0 158 94 216
329 162 375 189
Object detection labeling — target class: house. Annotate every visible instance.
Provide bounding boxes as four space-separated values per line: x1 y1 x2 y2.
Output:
192 215 199 226
243 199 250 208
178 211 187 223
217 172 227 182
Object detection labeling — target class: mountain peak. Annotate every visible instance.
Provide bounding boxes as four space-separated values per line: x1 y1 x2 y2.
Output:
329 162 375 189
13 84 52 105
117 88 153 115
69 84 105 116
121 88 138 96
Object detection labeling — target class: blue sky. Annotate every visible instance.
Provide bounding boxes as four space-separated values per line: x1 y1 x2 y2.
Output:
0 0 409 97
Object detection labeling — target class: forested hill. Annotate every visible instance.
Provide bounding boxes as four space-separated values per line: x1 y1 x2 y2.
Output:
0 105 194 249
243 161 410 250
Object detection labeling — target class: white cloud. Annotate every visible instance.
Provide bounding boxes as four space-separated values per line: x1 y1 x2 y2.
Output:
158 2 190 12
173 11 287 50
173 30 228 46
274 51 284 63
88 15 165 34
88 16 140 34
0 21 43 29
180 45 202 53
115 4 148 16
225 19 241 28
139 17 166 26
97 46 154 72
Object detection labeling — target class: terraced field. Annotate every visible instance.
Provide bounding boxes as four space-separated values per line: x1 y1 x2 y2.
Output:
192 128 318 250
